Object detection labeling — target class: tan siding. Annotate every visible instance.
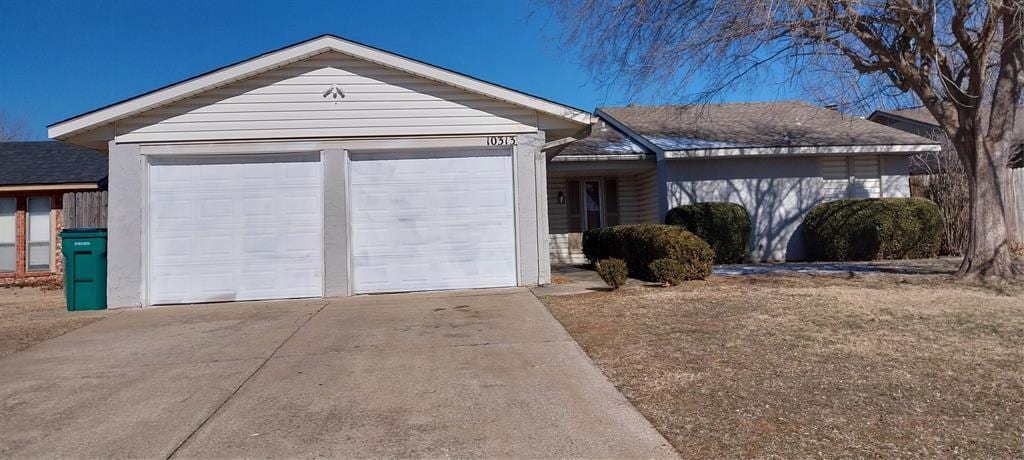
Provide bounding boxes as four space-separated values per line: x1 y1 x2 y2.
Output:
636 168 660 223
547 170 658 265
547 174 582 264
114 52 538 143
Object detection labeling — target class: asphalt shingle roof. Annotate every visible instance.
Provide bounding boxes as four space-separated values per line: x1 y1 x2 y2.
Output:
557 121 651 158
874 106 1024 143
601 101 938 151
0 141 107 186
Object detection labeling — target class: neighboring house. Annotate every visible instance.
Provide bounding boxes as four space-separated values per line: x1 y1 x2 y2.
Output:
868 106 1024 170
49 35 592 307
0 141 107 286
869 106 1024 239
547 102 941 263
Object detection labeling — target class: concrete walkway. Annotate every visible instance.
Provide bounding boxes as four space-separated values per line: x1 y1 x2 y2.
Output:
0 288 675 459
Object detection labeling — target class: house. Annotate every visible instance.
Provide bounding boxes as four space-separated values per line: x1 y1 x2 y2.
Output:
49 35 592 307
869 106 1024 239
868 106 1024 170
0 141 107 286
547 102 941 263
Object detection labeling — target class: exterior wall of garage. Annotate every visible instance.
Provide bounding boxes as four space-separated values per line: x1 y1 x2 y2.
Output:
661 154 911 262
105 133 549 307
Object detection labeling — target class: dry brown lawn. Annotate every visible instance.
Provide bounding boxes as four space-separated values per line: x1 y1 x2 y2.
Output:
0 287 112 358
542 273 1024 458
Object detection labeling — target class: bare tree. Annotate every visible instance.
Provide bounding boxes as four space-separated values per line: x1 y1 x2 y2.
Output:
0 111 28 141
912 134 970 255
549 0 1024 279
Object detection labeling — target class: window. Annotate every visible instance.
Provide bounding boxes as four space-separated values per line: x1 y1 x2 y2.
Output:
820 156 881 199
0 198 14 272
26 197 51 272
584 180 602 230
850 156 881 198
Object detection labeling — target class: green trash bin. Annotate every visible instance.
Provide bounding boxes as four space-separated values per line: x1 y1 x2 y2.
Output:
60 228 108 311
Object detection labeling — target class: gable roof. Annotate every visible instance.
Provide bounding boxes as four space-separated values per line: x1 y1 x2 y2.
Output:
599 102 939 158
48 34 592 140
0 141 107 186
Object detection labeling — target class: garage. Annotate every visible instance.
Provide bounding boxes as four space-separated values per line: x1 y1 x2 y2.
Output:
48 35 591 307
349 149 517 293
148 154 323 304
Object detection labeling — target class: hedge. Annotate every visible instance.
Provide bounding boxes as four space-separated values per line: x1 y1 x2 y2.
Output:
582 224 715 281
595 258 628 289
803 198 942 261
665 202 752 263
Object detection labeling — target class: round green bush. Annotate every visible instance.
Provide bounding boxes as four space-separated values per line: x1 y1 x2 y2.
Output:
648 258 687 286
803 198 942 261
582 224 714 281
595 258 628 289
665 202 751 264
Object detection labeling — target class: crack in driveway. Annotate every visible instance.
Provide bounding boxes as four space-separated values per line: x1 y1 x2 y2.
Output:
164 302 330 459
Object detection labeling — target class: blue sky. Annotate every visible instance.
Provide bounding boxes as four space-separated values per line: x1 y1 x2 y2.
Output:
0 0 799 140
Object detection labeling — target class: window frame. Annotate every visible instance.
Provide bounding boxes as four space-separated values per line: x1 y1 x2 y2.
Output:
25 196 52 273
0 197 15 273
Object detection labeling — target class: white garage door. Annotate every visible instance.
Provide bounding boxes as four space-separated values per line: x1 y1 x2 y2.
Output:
148 153 323 305
350 149 517 293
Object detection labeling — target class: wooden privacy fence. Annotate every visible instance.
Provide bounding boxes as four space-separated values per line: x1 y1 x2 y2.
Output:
1009 168 1024 242
62 191 108 229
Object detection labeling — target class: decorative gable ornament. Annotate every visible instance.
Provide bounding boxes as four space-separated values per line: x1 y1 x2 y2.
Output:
322 84 345 99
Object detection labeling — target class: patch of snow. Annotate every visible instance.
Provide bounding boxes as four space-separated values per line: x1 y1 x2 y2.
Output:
600 139 648 154
646 136 748 150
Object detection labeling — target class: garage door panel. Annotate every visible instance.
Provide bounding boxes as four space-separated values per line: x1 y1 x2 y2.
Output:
350 149 516 294
149 154 323 305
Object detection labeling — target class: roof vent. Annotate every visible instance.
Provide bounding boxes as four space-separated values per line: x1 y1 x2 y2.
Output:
824 104 839 111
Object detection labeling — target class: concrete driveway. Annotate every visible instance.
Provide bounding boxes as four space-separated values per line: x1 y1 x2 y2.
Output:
0 288 675 458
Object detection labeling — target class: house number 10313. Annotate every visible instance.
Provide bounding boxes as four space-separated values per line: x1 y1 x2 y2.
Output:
487 136 517 146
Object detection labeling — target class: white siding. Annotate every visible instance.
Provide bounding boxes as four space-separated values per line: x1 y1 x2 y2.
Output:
880 155 912 197
820 155 883 199
851 155 881 198
113 52 538 143
666 154 910 262
820 157 850 200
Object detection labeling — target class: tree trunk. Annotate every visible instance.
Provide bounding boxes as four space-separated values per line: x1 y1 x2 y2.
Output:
956 140 1020 279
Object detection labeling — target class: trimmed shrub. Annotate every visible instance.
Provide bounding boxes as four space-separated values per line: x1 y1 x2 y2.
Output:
803 198 942 261
595 258 628 289
583 224 715 281
648 258 688 286
665 202 752 264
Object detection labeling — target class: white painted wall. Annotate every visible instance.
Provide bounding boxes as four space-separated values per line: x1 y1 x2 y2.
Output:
663 154 911 262
112 52 544 143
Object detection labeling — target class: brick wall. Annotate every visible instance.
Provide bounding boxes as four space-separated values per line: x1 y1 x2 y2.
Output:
0 192 67 287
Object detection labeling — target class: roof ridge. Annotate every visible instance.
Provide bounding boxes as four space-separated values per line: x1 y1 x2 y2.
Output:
600 100 819 110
